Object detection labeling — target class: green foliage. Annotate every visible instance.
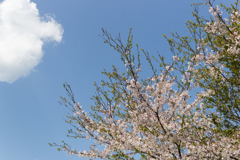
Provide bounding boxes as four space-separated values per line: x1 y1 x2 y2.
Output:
163 1 240 135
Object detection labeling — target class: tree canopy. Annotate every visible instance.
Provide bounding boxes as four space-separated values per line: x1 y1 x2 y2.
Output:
50 0 240 159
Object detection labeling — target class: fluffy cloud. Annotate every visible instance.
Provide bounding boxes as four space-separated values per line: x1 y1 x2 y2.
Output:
0 0 63 83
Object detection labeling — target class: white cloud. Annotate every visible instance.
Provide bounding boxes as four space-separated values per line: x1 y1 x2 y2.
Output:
0 0 63 83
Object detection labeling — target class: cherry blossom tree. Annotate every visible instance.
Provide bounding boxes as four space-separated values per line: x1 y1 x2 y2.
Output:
198 1 240 132
50 0 240 159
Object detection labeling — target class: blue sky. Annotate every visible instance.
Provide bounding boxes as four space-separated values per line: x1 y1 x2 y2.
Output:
0 0 235 160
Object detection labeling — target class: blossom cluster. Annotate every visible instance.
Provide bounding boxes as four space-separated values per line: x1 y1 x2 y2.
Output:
61 65 240 159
